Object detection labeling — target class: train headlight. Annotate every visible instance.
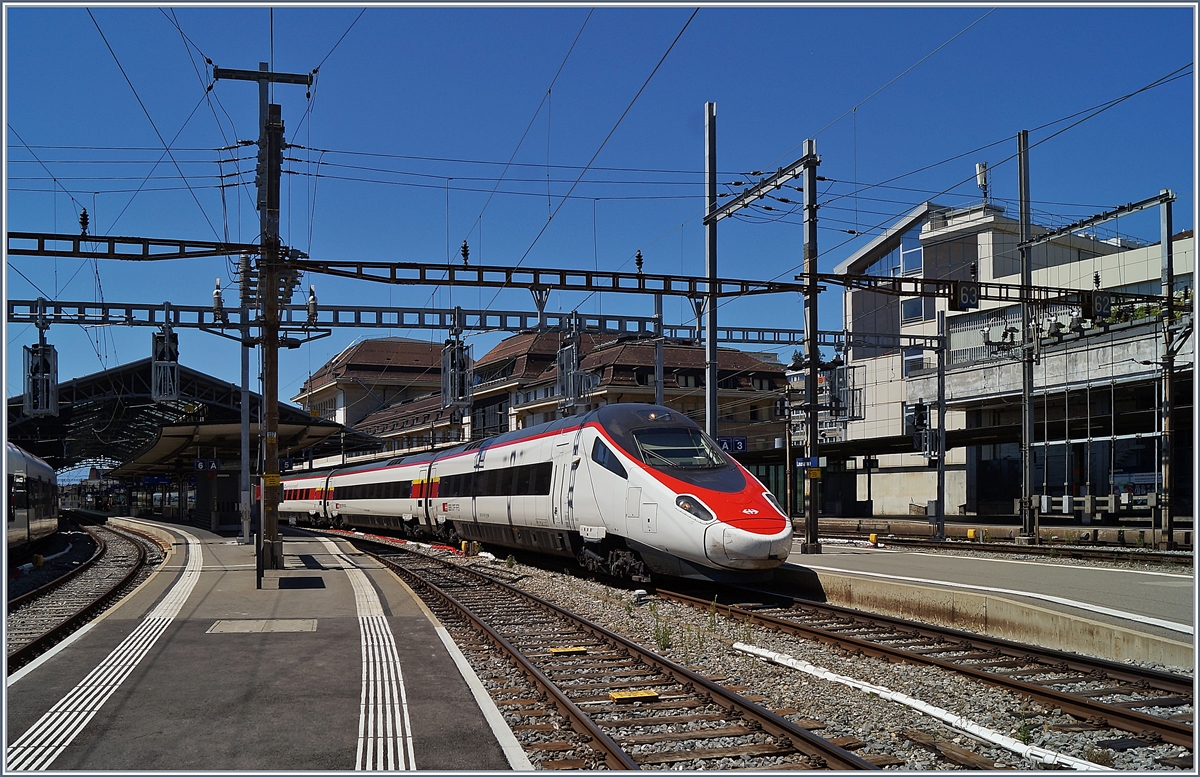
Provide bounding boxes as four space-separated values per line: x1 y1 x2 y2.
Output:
763 491 784 514
676 495 714 522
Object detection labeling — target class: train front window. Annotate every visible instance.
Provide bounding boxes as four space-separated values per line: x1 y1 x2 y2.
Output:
630 427 725 468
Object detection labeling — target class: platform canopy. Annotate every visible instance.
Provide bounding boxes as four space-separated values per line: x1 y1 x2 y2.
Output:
6 358 380 475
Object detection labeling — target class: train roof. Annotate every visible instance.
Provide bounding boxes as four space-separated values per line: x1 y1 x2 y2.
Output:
284 404 699 480
7 442 56 477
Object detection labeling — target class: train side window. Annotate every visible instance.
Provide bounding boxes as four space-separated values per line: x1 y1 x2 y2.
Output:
591 439 628 479
512 465 532 495
498 466 515 497
532 462 553 495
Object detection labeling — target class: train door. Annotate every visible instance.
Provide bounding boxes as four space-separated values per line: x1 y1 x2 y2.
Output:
8 472 28 551
551 438 571 527
423 460 436 529
625 486 641 539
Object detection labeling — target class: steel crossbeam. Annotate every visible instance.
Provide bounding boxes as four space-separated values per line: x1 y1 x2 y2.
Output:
813 272 1164 305
6 232 258 262
9 298 945 350
288 259 810 298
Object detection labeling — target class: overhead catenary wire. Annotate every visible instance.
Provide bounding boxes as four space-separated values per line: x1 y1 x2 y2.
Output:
86 8 223 242
461 7 593 250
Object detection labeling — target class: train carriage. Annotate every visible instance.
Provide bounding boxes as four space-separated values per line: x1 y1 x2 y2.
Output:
281 404 792 581
7 443 59 554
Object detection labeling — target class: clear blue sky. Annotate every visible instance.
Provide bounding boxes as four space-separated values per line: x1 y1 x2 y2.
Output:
5 3 1196 407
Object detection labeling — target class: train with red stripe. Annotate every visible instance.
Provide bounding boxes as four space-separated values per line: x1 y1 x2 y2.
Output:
281 404 792 581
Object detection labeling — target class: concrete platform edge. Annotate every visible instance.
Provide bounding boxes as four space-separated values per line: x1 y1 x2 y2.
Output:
388 569 533 770
776 566 1193 669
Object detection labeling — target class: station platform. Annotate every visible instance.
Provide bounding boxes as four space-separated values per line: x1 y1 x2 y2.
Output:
6 518 531 771
779 541 1194 670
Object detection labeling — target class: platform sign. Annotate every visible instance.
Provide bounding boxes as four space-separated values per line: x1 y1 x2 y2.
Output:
280 458 294 472
951 280 981 311
716 436 748 452
263 473 280 487
194 458 221 471
142 476 171 485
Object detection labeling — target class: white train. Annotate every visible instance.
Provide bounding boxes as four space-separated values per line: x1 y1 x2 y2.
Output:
281 404 793 580
7 443 59 554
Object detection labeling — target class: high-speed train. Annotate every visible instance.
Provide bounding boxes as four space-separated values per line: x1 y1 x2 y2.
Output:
281 404 792 580
7 443 59 555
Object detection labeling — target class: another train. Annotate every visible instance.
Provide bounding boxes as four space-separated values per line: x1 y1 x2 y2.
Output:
282 404 793 581
7 443 59 555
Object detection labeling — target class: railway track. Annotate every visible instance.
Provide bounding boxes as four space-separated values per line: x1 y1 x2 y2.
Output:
828 536 1193 567
660 587 1194 753
6 524 161 674
350 536 881 770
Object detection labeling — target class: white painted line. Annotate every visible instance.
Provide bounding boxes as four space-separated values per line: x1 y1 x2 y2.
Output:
394 571 534 770
6 527 204 770
319 538 415 771
800 563 1194 635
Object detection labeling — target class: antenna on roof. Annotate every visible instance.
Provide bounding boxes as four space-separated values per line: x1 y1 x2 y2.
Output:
975 162 989 205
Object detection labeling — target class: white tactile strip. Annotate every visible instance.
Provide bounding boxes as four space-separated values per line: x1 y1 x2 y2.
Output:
318 538 416 771
5 526 204 771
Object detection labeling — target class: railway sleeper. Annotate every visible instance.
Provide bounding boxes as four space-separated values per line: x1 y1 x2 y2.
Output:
562 678 676 692
1111 695 1191 709
598 712 733 727
549 659 641 672
576 697 706 711
553 668 660 680
632 743 796 766
903 728 1004 770
538 759 591 770
1074 685 1154 698
619 725 763 746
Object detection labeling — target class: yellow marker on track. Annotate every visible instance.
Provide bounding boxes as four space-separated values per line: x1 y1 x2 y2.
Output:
549 646 588 655
609 689 659 702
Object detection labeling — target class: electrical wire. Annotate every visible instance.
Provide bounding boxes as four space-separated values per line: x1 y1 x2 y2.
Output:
86 8 223 241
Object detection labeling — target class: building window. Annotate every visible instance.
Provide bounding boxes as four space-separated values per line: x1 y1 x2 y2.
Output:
749 405 760 421
901 228 923 275
751 377 772 391
676 373 697 388
901 298 924 324
902 348 925 377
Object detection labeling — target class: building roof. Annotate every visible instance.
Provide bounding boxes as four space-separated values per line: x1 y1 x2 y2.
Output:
6 358 374 473
354 393 456 437
578 339 783 374
832 201 949 275
296 336 443 397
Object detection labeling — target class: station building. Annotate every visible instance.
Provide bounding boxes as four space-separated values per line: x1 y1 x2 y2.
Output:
313 331 788 468
291 336 443 426
831 200 1193 521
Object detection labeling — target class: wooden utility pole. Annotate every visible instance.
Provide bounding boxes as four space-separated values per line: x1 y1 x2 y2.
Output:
704 102 719 436
801 139 821 554
1017 129 1036 544
213 63 312 572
